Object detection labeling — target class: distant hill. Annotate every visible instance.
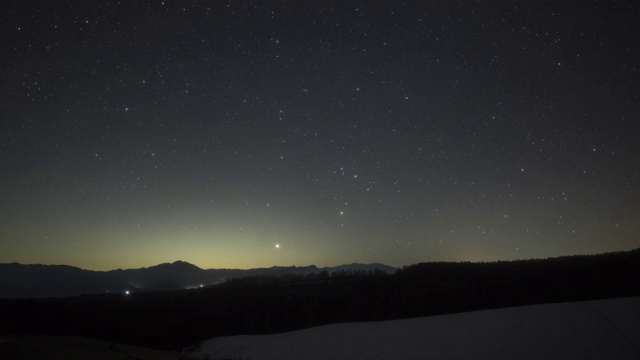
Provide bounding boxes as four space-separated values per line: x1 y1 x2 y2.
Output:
0 263 132 298
0 261 396 298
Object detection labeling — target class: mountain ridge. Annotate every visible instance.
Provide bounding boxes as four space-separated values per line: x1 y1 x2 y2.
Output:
4 248 638 299
0 260 396 298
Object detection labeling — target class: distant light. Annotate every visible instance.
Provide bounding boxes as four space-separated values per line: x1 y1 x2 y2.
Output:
275 244 280 249
125 290 130 295
199 284 204 288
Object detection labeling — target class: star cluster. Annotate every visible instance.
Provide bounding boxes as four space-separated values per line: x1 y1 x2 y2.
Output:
1 1 639 270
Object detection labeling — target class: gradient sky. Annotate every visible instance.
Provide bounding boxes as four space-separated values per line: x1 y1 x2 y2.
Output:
2 1 639 270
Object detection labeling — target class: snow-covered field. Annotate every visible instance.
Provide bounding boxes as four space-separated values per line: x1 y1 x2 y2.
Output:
196 296 640 360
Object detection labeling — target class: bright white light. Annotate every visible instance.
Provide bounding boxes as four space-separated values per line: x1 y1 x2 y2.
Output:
125 290 130 295
275 243 280 249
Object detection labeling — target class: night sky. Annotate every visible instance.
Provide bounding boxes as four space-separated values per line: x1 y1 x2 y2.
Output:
2 1 639 271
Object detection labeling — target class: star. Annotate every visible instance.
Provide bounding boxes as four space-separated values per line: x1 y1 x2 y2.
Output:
2 0 637 270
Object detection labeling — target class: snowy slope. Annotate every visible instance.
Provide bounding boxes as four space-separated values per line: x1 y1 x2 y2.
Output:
196 296 640 360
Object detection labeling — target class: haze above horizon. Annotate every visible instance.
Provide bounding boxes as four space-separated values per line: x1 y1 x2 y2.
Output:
2 1 639 271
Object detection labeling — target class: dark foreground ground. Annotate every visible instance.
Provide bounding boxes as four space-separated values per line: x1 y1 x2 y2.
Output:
195 296 640 360
1 249 639 351
0 336 195 360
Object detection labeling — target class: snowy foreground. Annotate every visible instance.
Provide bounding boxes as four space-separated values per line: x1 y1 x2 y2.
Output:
195 296 640 360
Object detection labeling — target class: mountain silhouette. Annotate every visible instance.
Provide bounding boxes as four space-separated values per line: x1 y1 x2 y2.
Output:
0 261 396 298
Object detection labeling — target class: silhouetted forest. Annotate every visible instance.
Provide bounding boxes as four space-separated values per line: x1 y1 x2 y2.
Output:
1 249 639 351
